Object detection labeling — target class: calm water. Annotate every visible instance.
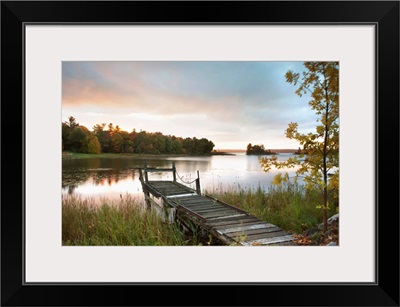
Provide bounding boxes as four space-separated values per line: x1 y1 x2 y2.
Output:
62 152 298 204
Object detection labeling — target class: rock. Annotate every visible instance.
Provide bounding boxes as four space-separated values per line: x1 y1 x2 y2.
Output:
327 241 337 246
327 213 339 224
305 226 320 237
318 213 339 229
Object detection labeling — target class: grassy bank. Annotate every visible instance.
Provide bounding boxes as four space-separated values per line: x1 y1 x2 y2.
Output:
62 151 169 160
208 183 337 234
63 183 338 245
62 151 217 160
62 195 196 246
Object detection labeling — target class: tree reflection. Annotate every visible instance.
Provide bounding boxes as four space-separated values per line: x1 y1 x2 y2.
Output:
68 185 77 194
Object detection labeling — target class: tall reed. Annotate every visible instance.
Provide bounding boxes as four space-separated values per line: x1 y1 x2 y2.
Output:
62 194 195 246
208 182 337 234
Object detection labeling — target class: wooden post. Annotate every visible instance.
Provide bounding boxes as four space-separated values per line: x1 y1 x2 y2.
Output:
196 170 201 195
138 167 143 184
138 167 151 210
172 162 176 182
144 160 149 182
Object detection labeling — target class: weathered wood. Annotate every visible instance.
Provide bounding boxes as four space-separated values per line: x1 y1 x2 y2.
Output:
205 213 247 221
180 201 222 207
241 235 295 246
269 240 298 246
176 205 207 221
226 228 283 240
214 220 271 231
143 183 163 198
191 207 235 214
146 181 194 198
195 170 201 194
149 182 184 190
174 198 215 205
173 162 177 181
149 180 197 193
144 161 149 182
178 202 218 209
206 215 260 227
200 210 241 219
170 195 204 201
138 165 298 246
165 190 193 196
240 230 289 242
216 223 277 235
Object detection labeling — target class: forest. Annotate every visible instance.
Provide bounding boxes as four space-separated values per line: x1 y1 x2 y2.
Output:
62 116 215 155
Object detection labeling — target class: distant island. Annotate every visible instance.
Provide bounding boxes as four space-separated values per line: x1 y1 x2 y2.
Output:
293 147 309 155
246 143 277 155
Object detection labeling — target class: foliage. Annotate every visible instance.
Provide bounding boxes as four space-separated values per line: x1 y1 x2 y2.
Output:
246 143 277 155
68 126 90 152
259 62 339 232
86 134 101 154
62 116 215 155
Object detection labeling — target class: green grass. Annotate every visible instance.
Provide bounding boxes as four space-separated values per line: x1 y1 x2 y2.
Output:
62 195 197 246
62 183 338 245
62 151 213 160
62 151 144 159
207 182 337 234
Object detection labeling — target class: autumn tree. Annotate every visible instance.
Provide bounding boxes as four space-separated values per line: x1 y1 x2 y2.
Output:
259 62 339 232
62 122 71 150
110 132 124 153
63 117 215 155
62 116 79 150
68 126 90 152
86 133 101 154
66 116 79 129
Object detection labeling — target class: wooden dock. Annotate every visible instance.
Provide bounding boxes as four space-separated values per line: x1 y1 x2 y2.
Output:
138 162 297 246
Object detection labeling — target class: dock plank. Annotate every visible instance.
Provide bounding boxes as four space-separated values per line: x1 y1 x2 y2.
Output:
216 223 278 235
170 195 204 202
226 228 284 240
177 197 216 206
200 210 243 219
206 215 260 227
177 201 217 207
215 220 274 231
141 177 298 246
240 230 289 241
205 213 247 221
192 208 232 217
241 235 295 246
190 205 230 212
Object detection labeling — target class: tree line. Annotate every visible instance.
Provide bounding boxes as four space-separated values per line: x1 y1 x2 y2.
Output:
62 116 215 155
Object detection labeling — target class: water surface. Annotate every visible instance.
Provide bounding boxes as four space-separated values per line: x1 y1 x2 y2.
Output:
62 152 298 204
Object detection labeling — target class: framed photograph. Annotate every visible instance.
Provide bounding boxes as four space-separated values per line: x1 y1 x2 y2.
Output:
2 1 399 306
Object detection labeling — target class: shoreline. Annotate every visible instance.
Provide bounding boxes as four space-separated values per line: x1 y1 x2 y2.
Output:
62 148 299 160
62 151 232 160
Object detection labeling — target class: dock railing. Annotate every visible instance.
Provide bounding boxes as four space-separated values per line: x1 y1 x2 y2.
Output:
139 160 201 194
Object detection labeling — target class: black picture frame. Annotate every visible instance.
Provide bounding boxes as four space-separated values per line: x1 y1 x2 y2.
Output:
1 1 399 306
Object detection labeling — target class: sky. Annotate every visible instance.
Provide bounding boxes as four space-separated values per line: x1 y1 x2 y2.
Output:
62 61 318 150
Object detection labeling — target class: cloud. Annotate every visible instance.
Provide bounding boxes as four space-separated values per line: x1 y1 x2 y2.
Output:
62 61 318 148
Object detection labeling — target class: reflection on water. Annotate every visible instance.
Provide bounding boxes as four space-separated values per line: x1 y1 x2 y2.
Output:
62 152 298 204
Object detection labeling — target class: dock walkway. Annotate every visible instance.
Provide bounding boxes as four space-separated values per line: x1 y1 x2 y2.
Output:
138 162 297 246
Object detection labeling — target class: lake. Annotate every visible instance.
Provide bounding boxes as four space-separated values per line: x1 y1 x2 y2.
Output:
62 152 299 204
